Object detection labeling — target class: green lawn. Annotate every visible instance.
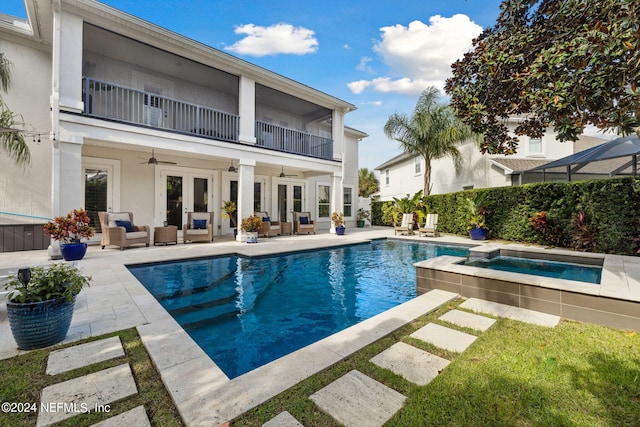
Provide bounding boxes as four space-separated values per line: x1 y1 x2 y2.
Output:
234 300 640 426
2 301 639 427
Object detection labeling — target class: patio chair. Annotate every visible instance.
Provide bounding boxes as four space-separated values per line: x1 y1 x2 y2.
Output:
394 213 414 235
183 212 214 243
293 211 316 235
98 212 150 250
255 211 281 238
419 213 439 237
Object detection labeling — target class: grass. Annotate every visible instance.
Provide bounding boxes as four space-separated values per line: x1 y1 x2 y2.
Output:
2 301 639 426
0 328 184 427
233 300 640 426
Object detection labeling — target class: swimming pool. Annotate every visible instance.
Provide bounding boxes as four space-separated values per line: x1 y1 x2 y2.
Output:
464 255 602 284
129 240 469 378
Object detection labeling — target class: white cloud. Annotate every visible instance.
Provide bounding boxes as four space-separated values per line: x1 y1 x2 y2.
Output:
346 80 372 94
225 23 318 56
361 100 383 106
343 43 352 49
356 56 374 74
347 14 482 95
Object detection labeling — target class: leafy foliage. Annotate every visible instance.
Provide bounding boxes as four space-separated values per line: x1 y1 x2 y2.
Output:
331 211 345 227
445 0 640 154
0 52 30 166
358 168 379 197
43 209 95 243
384 86 476 195
240 215 262 232
5 263 91 303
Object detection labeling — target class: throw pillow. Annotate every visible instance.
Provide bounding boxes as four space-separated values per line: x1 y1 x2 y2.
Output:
115 220 134 232
299 216 309 225
193 219 207 229
262 216 270 223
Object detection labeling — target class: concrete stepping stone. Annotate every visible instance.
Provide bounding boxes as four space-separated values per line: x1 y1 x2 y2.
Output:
262 410 303 426
439 309 496 332
410 323 477 353
460 298 560 327
46 336 125 375
310 370 406 427
370 342 450 386
36 364 138 427
89 406 151 427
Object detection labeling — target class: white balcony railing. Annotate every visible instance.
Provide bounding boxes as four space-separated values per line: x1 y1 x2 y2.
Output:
82 77 239 142
255 121 333 160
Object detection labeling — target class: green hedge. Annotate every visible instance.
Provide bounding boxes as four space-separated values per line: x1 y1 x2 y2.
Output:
376 177 640 255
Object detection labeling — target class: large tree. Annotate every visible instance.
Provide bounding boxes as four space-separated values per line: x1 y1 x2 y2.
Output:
384 86 476 195
0 53 29 165
358 168 379 197
445 0 640 154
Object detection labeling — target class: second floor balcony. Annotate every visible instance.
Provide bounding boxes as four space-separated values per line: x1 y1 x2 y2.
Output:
82 77 334 160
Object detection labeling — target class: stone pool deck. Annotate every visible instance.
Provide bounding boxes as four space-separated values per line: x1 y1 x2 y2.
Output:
1 228 639 425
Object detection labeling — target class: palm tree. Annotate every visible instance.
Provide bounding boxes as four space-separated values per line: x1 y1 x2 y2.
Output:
0 53 29 166
358 168 379 197
383 86 475 195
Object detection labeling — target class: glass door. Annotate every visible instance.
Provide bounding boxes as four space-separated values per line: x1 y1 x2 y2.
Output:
161 170 213 231
82 158 119 237
275 181 304 223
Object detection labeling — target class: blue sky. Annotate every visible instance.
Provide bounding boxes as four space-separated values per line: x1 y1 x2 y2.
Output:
3 0 505 172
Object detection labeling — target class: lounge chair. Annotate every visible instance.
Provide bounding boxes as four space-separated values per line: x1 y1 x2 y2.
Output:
394 213 414 235
293 211 316 235
183 212 214 243
98 212 150 250
419 213 439 237
254 211 281 238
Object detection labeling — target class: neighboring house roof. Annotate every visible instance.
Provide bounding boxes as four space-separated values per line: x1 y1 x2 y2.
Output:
489 158 550 174
374 151 413 170
529 134 640 177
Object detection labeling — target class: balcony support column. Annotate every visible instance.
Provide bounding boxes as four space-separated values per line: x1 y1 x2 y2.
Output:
236 158 256 241
238 76 256 144
330 172 343 234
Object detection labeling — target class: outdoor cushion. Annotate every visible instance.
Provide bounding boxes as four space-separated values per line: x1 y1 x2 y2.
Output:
187 229 209 235
108 212 131 228
115 220 134 232
262 216 271 223
125 231 147 239
193 219 207 229
300 216 309 225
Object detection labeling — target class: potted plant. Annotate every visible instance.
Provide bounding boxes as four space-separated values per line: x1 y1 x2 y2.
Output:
464 192 490 240
332 211 346 235
221 200 238 238
241 215 263 243
357 208 370 228
4 263 91 350
43 209 95 261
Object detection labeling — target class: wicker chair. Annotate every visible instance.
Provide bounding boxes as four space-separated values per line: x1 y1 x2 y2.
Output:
293 211 316 235
254 211 281 238
98 212 150 250
183 212 214 243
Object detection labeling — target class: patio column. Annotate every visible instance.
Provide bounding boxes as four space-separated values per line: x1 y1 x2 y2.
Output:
330 172 343 234
236 159 256 241
238 76 256 144
52 138 83 216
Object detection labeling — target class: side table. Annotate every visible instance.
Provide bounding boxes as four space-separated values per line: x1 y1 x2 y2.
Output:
280 222 292 236
154 225 178 245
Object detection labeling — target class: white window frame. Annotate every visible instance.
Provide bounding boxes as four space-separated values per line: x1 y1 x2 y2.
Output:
528 137 543 156
385 169 390 185
343 186 354 218
317 183 331 219
414 156 421 175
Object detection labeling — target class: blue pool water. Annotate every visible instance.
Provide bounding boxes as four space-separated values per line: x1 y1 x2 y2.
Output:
464 255 602 284
129 240 469 378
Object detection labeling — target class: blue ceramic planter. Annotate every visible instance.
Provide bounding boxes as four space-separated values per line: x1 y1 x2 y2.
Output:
60 242 87 261
469 226 488 240
335 226 346 236
7 297 75 350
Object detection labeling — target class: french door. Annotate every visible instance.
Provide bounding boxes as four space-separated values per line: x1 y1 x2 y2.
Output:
82 158 120 236
160 169 213 231
274 181 304 223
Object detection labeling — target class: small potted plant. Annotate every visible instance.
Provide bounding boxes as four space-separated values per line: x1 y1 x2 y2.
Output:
357 208 370 228
464 192 490 240
4 263 91 349
43 209 95 261
221 200 238 238
332 211 346 235
241 215 263 243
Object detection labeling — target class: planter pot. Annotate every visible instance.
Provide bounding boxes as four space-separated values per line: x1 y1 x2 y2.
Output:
469 226 488 241
60 242 87 261
335 226 346 236
246 231 258 243
7 297 76 350
357 220 365 228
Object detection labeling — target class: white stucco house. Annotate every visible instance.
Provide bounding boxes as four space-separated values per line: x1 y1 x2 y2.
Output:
374 118 608 201
0 0 366 243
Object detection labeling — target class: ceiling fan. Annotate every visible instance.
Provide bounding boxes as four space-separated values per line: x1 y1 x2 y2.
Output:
279 166 297 177
140 149 176 165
